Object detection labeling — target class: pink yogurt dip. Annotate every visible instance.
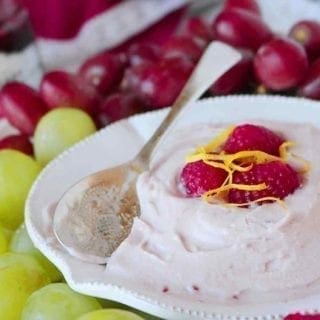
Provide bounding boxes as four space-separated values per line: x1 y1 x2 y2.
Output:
104 121 320 307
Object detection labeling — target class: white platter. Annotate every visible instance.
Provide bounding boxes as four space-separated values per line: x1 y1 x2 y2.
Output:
26 96 320 320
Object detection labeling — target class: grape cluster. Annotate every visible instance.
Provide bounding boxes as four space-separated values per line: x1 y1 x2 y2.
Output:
1 1 319 153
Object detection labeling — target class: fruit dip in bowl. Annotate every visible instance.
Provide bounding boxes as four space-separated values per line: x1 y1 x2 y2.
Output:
105 120 318 306
26 96 320 319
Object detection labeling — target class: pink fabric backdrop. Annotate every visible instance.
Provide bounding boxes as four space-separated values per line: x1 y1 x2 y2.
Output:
23 0 123 39
23 0 186 50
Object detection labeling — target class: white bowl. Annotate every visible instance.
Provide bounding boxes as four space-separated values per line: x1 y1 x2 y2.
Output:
26 96 320 320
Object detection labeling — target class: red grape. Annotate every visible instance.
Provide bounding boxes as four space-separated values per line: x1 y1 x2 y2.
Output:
79 52 126 95
298 57 320 99
212 8 272 51
0 134 33 155
161 36 206 62
40 70 100 114
159 56 195 75
223 0 261 16
127 43 160 67
96 92 142 127
122 57 193 109
0 82 47 135
181 17 213 42
289 20 320 61
254 37 308 91
210 49 253 95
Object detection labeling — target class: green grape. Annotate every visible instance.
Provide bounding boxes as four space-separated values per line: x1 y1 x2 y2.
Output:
0 253 50 320
77 309 145 320
97 299 124 308
21 283 102 320
34 108 96 166
9 223 37 253
0 150 42 229
10 223 62 281
0 224 8 254
2 226 13 242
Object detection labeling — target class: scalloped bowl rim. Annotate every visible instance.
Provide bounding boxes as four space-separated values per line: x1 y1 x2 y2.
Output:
25 95 320 320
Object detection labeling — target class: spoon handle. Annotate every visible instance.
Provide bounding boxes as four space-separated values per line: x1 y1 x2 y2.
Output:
136 41 242 166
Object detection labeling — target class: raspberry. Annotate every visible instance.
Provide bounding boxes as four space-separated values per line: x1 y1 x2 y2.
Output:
223 124 284 155
180 160 228 197
228 161 300 205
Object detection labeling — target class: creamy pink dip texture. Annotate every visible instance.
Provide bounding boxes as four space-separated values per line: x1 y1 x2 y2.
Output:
105 121 320 306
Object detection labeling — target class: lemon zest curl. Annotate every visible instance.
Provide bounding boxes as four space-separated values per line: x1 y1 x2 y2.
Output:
184 126 309 207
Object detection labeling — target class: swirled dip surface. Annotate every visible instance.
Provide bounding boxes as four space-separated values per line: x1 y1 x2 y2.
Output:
105 121 320 306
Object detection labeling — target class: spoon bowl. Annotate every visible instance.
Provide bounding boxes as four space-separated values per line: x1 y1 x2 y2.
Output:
54 161 143 264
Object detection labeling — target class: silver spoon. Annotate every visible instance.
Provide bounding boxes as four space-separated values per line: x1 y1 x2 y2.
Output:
53 42 241 264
